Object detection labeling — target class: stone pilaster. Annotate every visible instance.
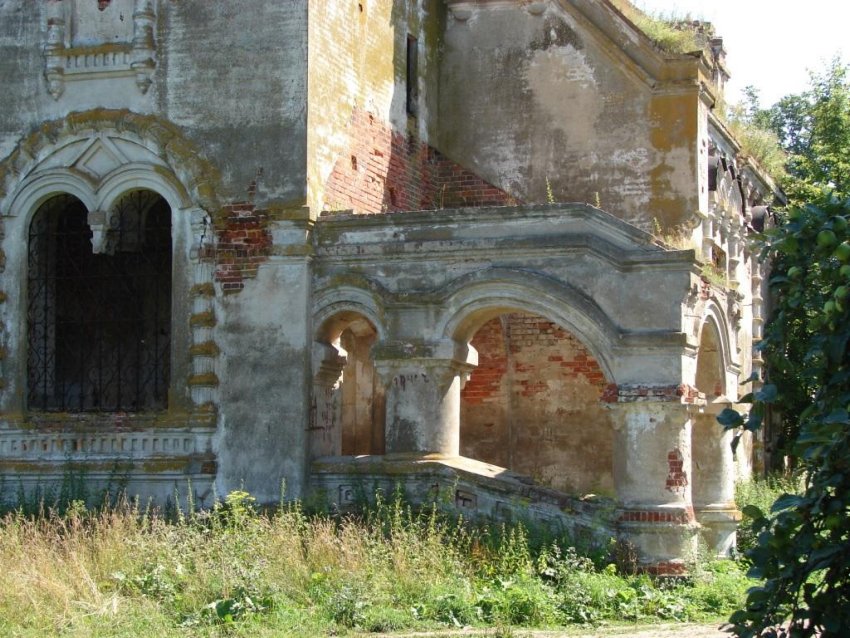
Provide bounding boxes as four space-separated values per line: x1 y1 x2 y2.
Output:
692 406 741 557
309 343 347 459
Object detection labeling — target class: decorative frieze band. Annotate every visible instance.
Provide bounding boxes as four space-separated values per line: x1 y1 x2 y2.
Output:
0 428 214 461
601 383 703 404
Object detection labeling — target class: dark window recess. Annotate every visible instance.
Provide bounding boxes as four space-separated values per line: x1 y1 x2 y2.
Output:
406 35 419 116
27 191 172 412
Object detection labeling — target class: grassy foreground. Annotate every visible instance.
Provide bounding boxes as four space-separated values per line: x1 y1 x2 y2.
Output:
1 488 755 638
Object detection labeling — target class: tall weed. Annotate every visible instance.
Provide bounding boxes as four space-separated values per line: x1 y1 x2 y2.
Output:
0 487 756 636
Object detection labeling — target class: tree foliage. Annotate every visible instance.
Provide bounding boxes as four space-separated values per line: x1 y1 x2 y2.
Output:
738 61 850 449
720 61 850 637
722 199 850 637
756 59 850 202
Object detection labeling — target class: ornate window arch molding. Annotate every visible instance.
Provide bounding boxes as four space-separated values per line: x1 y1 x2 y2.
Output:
0 111 222 419
0 109 222 215
5 170 98 226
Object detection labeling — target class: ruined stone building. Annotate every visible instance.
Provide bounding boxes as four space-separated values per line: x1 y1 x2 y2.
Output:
0 0 779 572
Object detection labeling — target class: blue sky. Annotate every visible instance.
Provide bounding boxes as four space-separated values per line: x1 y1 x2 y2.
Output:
631 0 848 107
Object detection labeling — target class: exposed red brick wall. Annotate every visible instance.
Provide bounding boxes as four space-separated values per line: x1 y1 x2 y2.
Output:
665 448 689 492
618 507 695 525
642 561 688 576
324 108 516 214
461 318 508 407
210 203 273 294
460 313 612 495
462 315 606 406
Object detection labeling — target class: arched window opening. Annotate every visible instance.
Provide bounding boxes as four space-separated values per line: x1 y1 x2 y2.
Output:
311 312 384 458
460 312 613 496
27 190 172 411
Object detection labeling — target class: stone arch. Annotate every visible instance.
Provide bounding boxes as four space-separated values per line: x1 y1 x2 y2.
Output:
437 268 619 382
694 300 735 396
0 110 222 213
96 165 193 213
691 313 739 556
314 298 386 346
311 298 387 459
438 270 616 496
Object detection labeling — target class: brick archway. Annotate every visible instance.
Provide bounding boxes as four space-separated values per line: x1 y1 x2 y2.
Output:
460 310 614 496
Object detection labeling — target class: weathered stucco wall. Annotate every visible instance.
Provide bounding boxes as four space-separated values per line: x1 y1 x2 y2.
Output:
0 1 309 207
0 1 315 504
438 1 701 231
160 1 309 206
0 3 43 162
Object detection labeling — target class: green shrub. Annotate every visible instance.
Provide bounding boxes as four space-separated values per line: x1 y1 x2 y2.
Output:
735 473 803 553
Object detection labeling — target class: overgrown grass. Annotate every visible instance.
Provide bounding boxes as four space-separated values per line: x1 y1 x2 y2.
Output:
0 488 754 637
735 472 804 554
610 1 703 54
724 109 788 180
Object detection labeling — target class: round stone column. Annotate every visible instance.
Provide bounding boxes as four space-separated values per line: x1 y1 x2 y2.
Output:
374 340 475 458
692 407 741 557
607 386 700 574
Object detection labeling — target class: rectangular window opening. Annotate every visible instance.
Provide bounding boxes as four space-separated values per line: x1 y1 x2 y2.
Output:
406 34 419 117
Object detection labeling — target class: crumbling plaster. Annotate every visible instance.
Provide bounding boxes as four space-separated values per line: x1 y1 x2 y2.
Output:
0 0 778 571
438 0 706 231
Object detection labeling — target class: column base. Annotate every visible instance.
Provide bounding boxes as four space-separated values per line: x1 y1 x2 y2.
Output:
695 505 741 558
617 505 700 574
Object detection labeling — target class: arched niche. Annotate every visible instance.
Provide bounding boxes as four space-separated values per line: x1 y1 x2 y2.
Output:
312 310 385 459
455 305 615 496
692 317 738 556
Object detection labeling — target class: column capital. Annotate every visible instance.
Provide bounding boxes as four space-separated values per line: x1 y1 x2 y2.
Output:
602 383 704 407
312 343 346 386
373 339 477 392
376 340 475 458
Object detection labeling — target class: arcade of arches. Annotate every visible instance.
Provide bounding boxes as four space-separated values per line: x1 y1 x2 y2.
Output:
309 305 741 563
310 310 614 496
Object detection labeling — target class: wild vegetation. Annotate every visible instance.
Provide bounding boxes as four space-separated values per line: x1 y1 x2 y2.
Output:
723 97 788 182
719 61 850 637
0 485 758 638
609 1 702 55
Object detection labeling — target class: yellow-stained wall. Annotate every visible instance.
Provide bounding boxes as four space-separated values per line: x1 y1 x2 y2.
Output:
438 2 703 232
305 0 446 215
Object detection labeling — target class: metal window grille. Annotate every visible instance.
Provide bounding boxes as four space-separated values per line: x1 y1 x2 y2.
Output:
27 191 172 411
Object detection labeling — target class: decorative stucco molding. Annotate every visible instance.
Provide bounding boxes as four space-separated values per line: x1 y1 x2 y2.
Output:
43 0 158 99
